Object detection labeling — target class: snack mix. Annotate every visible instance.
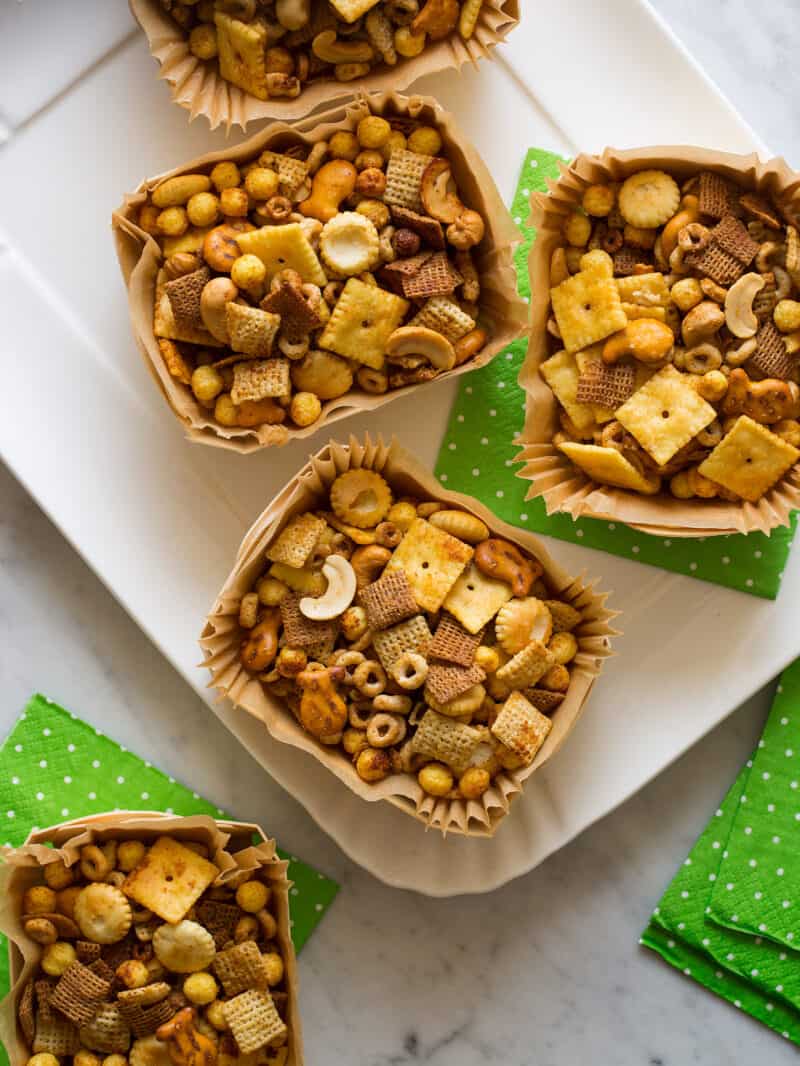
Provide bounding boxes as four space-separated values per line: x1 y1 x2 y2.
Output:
157 0 488 101
15 834 292 1066
541 167 800 503
141 110 489 436
235 469 584 802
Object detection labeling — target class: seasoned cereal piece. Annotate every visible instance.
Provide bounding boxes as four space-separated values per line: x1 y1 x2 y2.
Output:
496 640 555 690
215 13 269 100
442 562 512 635
490 691 552 767
222 990 287 1054
122 837 219 924
385 518 472 612
550 269 628 354
698 415 799 502
372 614 432 672
411 711 483 775
213 941 269 997
558 442 661 494
266 512 327 569
358 570 418 630
318 278 409 369
615 366 716 466
226 305 281 359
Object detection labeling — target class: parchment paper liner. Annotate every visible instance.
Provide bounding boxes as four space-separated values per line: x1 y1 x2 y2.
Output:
516 146 800 538
199 433 618 837
112 91 527 454
129 0 519 131
0 812 303 1066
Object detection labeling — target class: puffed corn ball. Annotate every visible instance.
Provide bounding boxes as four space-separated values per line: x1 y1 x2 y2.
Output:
214 394 238 426
357 116 391 149
43 860 73 891
407 126 442 157
41 941 76 977
220 187 249 218
671 277 703 312
581 184 616 217
459 767 491 800
342 728 369 756
356 199 390 230
541 664 570 692
157 207 188 237
206 1000 228 1031
693 369 728 403
355 150 384 172
234 915 259 943
329 131 360 161
774 418 800 448
418 762 453 797
236 880 270 913
381 131 407 161
189 23 218 60
231 254 267 291
187 191 220 228
245 167 280 201
56 886 81 919
28 1055 59 1066
117 839 146 872
340 605 368 641
210 161 240 191
356 747 391 782
262 952 284 987
548 631 578 665
192 365 224 404
24 886 56 914
103 1056 127 1066
774 299 800 333
257 576 289 606
290 391 322 427
74 1052 100 1066
386 501 416 531
184 972 219 1005
564 212 592 247
117 959 149 989
475 646 501 674
395 26 426 57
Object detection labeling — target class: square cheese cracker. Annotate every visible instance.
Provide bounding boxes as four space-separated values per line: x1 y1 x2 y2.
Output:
550 267 628 353
615 365 716 466
319 278 409 369
235 223 326 286
443 562 512 634
558 442 660 494
698 415 799 502
540 349 598 431
122 836 219 923
385 518 472 613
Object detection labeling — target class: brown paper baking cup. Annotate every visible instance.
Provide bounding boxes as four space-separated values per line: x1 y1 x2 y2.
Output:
517 145 800 538
0 812 303 1066
112 91 527 454
199 433 618 837
129 0 519 130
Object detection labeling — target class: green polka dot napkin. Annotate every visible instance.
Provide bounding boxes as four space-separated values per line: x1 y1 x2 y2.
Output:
434 147 797 599
0 693 338 1065
641 658 800 1045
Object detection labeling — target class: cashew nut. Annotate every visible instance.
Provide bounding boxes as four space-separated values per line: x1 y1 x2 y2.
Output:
200 277 239 342
350 545 392 589
312 30 374 64
300 160 357 223
385 326 456 371
724 272 764 339
602 318 674 365
681 300 725 347
299 555 357 621
420 158 465 224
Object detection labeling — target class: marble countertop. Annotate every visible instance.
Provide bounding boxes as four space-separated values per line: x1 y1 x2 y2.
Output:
2 1 800 1062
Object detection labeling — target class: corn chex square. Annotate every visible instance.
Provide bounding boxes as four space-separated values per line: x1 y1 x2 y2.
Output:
550 268 628 353
318 278 409 369
372 614 432 672
329 0 381 20
226 304 281 359
385 518 472 613
491 691 552 767
33 1012 80 1056
412 710 484 776
698 415 799 502
258 150 309 197
122 836 219 923
442 562 511 635
615 366 716 466
496 640 555 689
540 349 597 431
215 12 269 100
384 150 433 213
231 357 290 403
410 297 475 342
78 1003 131 1054
266 512 326 568
235 223 327 286
223 990 287 1054
558 442 659 494
213 941 269 996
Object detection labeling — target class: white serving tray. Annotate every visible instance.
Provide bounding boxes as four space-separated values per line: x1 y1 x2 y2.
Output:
0 0 793 895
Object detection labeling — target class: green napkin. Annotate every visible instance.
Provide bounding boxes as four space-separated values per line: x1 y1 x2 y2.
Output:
0 693 338 1065
641 659 800 1045
434 147 797 599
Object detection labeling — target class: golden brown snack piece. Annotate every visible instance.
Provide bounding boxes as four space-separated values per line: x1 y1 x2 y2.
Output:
474 538 541 598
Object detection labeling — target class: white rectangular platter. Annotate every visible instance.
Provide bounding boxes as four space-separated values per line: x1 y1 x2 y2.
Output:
0 0 793 896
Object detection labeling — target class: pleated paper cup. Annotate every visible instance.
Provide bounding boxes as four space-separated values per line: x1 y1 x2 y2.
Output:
129 0 519 130
199 434 618 837
0 812 303 1066
517 146 800 537
112 91 527 454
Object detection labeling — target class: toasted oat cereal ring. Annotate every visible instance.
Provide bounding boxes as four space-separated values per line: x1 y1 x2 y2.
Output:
428 509 489 544
153 920 216 974
349 701 375 730
74 884 132 945
678 222 710 254
335 649 366 684
390 651 429 690
618 170 680 229
373 693 413 715
330 470 393 528
495 598 554 655
80 845 113 882
366 713 407 749
353 659 387 698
